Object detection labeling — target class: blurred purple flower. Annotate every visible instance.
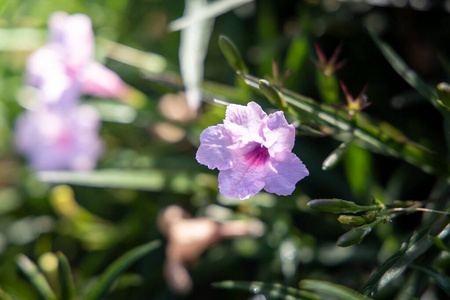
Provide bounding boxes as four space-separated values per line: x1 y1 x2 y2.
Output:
196 102 309 199
15 105 102 171
26 12 130 107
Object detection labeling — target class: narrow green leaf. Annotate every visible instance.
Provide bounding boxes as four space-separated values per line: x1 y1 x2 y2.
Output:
219 35 248 73
57 252 75 300
84 240 161 300
322 142 351 171
213 280 319 300
0 288 13 300
316 70 340 105
344 144 372 198
299 279 372 300
240 73 450 179
411 265 450 296
361 225 433 297
37 170 166 191
368 29 445 114
16 254 57 300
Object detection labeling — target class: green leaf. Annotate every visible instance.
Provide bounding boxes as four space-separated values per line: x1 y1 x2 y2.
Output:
0 288 13 300
219 35 248 73
84 240 161 300
213 280 319 300
299 279 372 300
316 70 340 105
240 73 450 179
344 144 372 199
37 169 166 191
368 29 446 115
411 265 450 296
361 225 433 297
57 252 76 300
322 142 351 171
16 254 57 300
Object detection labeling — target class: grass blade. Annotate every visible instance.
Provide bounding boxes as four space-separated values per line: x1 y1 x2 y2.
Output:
16 254 57 300
57 252 75 300
84 240 161 300
368 29 445 115
411 265 450 296
213 280 319 300
240 73 449 179
299 279 372 300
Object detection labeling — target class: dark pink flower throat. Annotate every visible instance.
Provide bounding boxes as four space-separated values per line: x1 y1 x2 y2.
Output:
244 144 269 167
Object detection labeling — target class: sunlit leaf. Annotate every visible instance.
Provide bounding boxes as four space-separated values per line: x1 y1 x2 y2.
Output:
16 254 57 300
84 240 161 300
299 279 372 300
240 73 450 179
0 288 13 300
213 280 319 300
37 170 166 191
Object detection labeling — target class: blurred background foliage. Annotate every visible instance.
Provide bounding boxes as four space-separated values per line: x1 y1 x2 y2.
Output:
0 0 449 299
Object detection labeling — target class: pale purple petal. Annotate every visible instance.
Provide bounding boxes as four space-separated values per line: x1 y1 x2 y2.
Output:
196 124 234 170
49 12 94 73
223 102 266 144
263 152 309 196
262 111 295 156
81 62 130 99
218 156 266 199
15 106 102 171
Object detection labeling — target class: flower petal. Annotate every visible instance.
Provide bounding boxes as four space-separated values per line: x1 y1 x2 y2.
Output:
218 156 266 199
82 62 130 99
262 111 295 155
263 152 309 196
223 101 266 144
49 12 94 71
196 124 234 170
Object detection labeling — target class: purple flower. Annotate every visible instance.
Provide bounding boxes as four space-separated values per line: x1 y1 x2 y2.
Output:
15 105 102 171
196 101 309 199
26 12 130 107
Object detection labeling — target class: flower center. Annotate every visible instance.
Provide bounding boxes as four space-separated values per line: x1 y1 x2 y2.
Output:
244 144 269 167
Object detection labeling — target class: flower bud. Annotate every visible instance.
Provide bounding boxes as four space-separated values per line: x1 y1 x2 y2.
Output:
259 79 287 109
307 199 361 213
336 226 372 247
436 82 450 109
338 215 367 226
218 35 247 73
322 142 350 171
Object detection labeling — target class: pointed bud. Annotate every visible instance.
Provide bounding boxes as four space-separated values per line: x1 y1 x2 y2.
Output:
218 35 248 74
337 226 372 247
322 142 351 170
312 43 346 77
338 215 367 226
337 81 371 120
307 199 361 213
436 82 450 109
259 79 287 109
363 211 377 223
